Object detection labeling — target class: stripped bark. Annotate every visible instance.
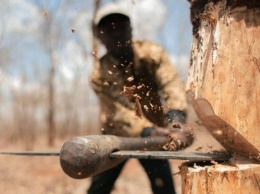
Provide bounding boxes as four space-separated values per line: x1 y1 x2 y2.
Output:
183 0 260 193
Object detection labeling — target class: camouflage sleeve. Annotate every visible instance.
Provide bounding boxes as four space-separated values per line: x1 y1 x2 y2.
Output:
108 102 154 137
153 44 188 113
89 61 104 95
89 58 154 137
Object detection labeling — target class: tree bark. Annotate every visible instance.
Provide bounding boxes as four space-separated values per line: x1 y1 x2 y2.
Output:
187 0 260 149
182 0 260 193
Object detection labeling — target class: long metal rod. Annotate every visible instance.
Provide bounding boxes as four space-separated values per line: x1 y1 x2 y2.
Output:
0 150 231 161
0 151 60 156
110 151 231 161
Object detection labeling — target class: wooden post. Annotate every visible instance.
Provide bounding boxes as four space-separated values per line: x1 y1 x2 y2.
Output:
182 0 260 193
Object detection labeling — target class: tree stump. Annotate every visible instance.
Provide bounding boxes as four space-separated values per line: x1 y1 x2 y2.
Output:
181 161 260 194
182 0 260 193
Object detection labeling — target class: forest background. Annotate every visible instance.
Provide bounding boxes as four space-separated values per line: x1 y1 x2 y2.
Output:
0 0 192 148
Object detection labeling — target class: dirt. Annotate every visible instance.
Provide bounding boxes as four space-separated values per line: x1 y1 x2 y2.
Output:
0 138 183 194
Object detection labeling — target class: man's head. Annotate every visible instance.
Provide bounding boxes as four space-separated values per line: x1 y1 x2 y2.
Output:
94 4 133 56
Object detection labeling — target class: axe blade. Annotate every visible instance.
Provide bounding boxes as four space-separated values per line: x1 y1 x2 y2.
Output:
187 90 260 161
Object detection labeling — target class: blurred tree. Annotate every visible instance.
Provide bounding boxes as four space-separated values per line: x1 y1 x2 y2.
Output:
37 1 70 146
36 0 98 145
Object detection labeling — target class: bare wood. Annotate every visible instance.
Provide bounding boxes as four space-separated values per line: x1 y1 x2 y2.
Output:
181 160 260 194
187 0 260 150
183 0 260 193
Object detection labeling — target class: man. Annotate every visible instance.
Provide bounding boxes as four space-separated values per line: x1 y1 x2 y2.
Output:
88 4 193 194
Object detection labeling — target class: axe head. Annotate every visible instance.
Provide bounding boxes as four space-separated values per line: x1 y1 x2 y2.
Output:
187 90 260 161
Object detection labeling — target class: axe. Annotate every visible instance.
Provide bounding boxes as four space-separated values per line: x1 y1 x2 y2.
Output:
0 134 230 179
2 91 259 179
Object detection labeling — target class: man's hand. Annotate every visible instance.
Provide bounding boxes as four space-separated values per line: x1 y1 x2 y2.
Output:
164 122 194 151
150 126 172 137
151 122 194 151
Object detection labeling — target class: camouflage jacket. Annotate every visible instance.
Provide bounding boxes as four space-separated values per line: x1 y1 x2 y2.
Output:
90 40 187 137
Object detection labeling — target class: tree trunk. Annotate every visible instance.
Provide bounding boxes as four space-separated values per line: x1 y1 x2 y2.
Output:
47 22 56 147
182 0 260 193
47 55 55 146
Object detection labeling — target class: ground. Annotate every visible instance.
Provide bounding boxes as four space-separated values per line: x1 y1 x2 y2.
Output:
0 137 183 194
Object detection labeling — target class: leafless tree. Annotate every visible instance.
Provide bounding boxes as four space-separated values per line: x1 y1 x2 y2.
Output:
38 0 74 146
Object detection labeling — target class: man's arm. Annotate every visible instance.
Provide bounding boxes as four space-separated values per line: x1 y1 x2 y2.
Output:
155 48 187 114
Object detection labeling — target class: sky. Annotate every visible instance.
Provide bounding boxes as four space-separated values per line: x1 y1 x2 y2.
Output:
0 0 192 91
